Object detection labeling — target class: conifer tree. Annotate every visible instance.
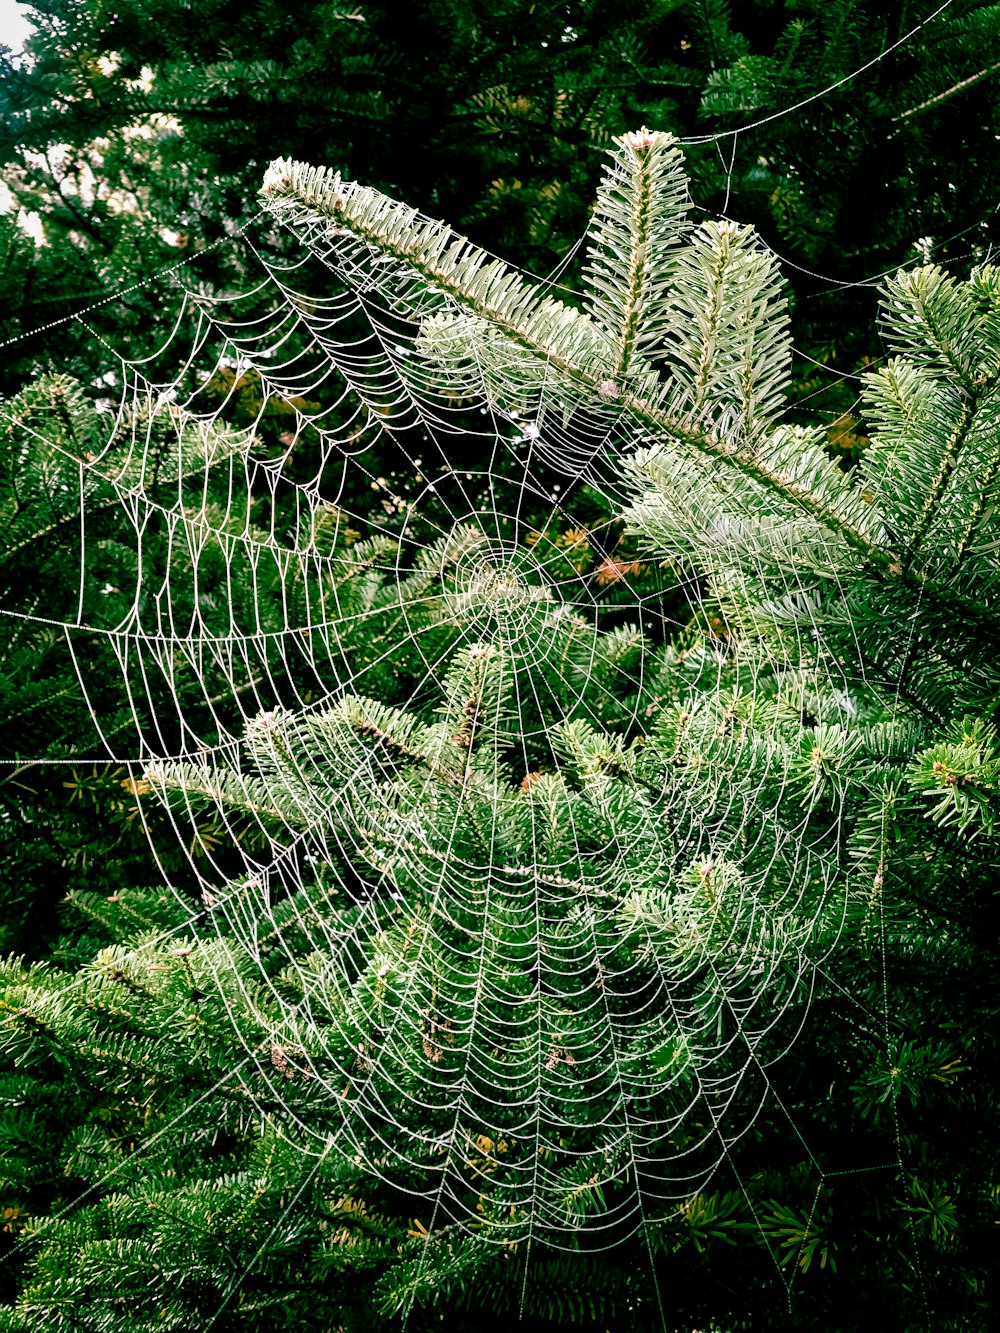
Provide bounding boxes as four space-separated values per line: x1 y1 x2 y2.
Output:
255 127 1000 1323
2 128 999 1331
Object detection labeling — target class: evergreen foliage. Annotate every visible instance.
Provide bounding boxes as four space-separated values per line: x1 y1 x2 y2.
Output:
244 125 1000 1324
2 30 1000 1331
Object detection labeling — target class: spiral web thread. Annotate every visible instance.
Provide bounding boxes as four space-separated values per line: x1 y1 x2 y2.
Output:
0 135 917 1317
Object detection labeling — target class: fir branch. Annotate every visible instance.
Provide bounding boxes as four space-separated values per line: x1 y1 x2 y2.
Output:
893 58 1000 122
261 159 889 567
903 390 976 563
583 128 690 382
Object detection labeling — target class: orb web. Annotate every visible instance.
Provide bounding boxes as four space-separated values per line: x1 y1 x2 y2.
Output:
1 130 893 1282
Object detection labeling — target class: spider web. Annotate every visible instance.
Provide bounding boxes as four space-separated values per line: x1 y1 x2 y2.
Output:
0 137 928 1320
